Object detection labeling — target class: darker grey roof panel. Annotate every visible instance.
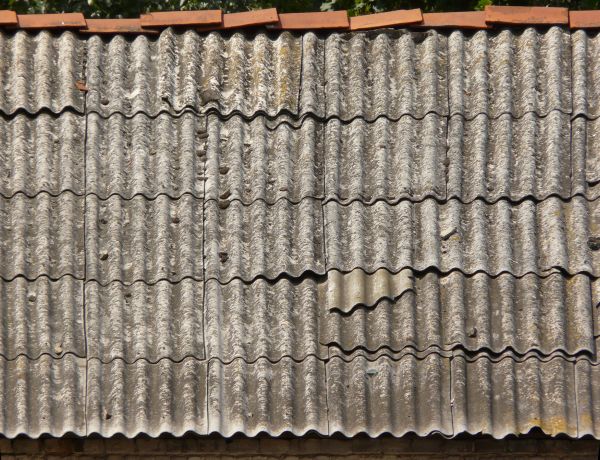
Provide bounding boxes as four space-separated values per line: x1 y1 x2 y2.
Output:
572 116 600 200
575 360 600 437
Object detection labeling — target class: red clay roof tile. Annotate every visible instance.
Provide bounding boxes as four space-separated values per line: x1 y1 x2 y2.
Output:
349 9 422 31
570 10 600 28
272 11 349 30
0 10 18 26
197 8 279 31
418 11 489 29
83 18 159 34
17 12 86 29
485 5 568 25
140 10 222 28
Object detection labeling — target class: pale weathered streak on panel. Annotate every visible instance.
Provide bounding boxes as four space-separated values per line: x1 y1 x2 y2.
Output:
204 198 324 283
0 112 84 198
86 194 203 285
0 31 84 115
0 192 84 280
321 271 594 357
204 278 325 362
85 30 315 118
572 117 600 200
324 197 599 276
575 360 600 437
324 29 448 120
572 30 600 118
324 114 447 204
327 354 452 437
0 354 86 438
448 27 571 118
87 357 207 437
86 112 206 200
452 354 578 438
447 111 572 202
0 276 83 359
86 279 204 363
208 357 327 436
205 114 324 205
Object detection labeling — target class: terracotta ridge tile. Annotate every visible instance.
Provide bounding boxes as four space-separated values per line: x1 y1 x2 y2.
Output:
270 11 349 30
140 10 222 27
485 5 569 25
570 10 600 29
0 10 18 26
82 18 159 34
350 8 422 31
17 12 86 29
417 11 489 29
197 8 279 31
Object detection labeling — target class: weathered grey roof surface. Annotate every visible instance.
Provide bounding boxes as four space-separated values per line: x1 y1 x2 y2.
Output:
1 24 600 440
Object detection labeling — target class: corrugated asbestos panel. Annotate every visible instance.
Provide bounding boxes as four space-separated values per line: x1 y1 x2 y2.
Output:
326 354 452 437
0 276 84 359
205 114 324 205
572 117 600 200
324 197 599 276
448 27 571 119
0 354 86 438
85 194 203 285
0 112 84 198
324 30 448 120
0 192 84 280
204 198 324 283
86 112 206 200
324 114 447 204
85 30 322 118
86 279 204 363
87 357 207 437
207 357 327 436
204 278 325 362
572 30 600 118
0 31 84 115
451 354 578 438
447 111 572 202
575 360 600 437
321 271 594 356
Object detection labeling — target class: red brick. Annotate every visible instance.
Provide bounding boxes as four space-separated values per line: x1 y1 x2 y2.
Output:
140 10 222 28
485 5 568 25
570 11 600 29
274 11 349 30
350 9 422 31
0 11 17 26
83 19 159 34
418 11 489 29
17 13 86 29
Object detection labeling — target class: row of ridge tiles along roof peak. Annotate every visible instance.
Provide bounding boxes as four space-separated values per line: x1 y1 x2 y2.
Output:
1 7 600 33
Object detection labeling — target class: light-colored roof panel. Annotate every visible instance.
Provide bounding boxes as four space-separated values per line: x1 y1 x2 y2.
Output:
86 357 207 437
205 114 324 205
572 116 600 200
0 112 84 197
204 198 325 283
573 29 600 118
207 356 327 436
85 194 203 285
86 279 204 363
86 112 206 200
0 192 84 280
0 276 83 360
324 197 598 276
0 354 86 438
0 31 84 115
448 27 571 118
575 360 600 437
447 111 573 202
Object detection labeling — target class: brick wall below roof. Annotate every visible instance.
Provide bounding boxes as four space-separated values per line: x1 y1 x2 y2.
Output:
0 435 598 459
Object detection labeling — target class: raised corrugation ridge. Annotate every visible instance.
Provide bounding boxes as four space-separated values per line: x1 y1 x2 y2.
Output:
572 116 600 200
574 360 600 437
324 114 447 204
205 278 326 362
452 353 578 438
85 194 203 285
86 357 207 437
324 29 448 121
207 356 327 437
326 353 452 437
0 112 84 198
0 354 86 438
85 30 321 118
0 30 84 115
448 27 571 119
447 111 573 202
205 114 323 205
85 279 204 363
86 112 206 200
321 271 595 357
204 197 325 283
573 30 600 118
324 197 599 277
0 191 84 281
0 276 83 360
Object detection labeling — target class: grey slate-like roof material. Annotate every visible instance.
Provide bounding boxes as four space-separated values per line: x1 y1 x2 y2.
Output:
1 25 600 440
